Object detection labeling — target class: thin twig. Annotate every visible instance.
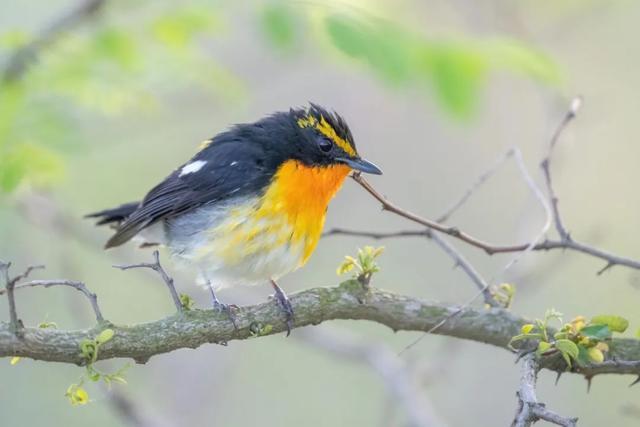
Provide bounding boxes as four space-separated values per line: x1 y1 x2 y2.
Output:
323 228 428 239
0 279 104 322
512 354 578 427
350 143 640 272
3 0 108 82
0 262 45 332
352 172 517 255
427 230 496 306
541 96 583 241
326 229 640 272
494 147 552 278
113 251 183 313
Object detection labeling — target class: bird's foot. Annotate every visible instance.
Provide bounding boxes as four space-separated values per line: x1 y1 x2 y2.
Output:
270 280 294 336
207 281 239 330
212 301 239 330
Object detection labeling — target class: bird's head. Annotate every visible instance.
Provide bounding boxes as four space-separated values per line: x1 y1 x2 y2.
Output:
282 104 382 175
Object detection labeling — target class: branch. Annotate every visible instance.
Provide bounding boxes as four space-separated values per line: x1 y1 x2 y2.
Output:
541 97 582 241
347 97 640 274
425 230 495 306
512 354 578 427
1 262 45 332
113 251 183 313
352 172 640 269
2 0 107 82
2 283 640 379
0 279 103 322
326 228 640 273
352 173 516 254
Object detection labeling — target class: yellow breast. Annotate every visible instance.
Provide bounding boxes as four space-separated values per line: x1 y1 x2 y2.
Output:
205 160 350 277
257 160 351 263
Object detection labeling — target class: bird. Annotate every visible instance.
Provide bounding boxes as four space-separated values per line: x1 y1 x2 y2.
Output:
87 104 382 334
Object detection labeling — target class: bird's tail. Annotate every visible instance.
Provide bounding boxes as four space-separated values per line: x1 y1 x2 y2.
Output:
85 202 140 226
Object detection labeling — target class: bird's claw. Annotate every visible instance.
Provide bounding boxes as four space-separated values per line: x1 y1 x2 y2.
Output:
212 301 239 330
270 282 294 336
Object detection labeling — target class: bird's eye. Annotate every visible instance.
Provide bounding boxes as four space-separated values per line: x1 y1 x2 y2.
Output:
317 137 333 153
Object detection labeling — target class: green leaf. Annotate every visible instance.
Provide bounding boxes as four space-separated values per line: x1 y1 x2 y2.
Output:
96 328 115 345
325 14 412 84
87 367 101 382
590 315 629 333
325 14 369 59
509 333 543 344
560 350 572 368
80 339 98 363
587 347 604 363
324 15 559 120
580 324 612 341
553 332 569 340
536 341 552 355
576 344 591 367
419 42 486 118
521 324 535 334
555 339 579 367
109 375 127 385
261 2 296 49
180 293 195 311
38 321 58 329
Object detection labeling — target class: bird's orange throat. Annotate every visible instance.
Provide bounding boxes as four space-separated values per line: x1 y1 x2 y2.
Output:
260 160 351 262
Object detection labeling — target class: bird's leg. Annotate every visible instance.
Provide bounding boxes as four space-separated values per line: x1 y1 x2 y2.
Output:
206 280 238 330
270 279 294 336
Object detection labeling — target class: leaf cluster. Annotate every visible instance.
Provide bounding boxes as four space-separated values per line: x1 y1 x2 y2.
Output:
511 310 629 368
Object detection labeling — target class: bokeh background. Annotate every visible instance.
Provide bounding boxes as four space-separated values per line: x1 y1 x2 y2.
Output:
1 0 640 426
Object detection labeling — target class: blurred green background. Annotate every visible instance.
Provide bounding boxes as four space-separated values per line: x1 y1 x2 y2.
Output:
1 0 640 426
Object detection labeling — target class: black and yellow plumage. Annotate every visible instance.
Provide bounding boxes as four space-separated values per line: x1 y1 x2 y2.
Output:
87 104 381 330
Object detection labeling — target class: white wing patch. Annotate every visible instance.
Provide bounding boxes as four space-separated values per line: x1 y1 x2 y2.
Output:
179 160 207 176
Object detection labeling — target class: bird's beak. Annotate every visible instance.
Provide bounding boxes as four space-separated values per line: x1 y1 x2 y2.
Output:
337 157 383 175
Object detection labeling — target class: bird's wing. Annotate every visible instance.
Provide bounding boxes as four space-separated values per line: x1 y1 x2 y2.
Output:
105 140 271 248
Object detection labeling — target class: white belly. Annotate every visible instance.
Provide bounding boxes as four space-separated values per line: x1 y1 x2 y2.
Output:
163 197 307 289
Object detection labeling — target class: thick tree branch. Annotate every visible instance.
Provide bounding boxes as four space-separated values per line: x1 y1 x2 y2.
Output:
2 283 640 380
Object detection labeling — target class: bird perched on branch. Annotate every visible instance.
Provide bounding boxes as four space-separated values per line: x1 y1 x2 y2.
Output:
87 104 382 334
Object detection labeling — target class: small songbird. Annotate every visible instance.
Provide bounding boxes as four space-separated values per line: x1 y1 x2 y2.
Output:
87 104 382 333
